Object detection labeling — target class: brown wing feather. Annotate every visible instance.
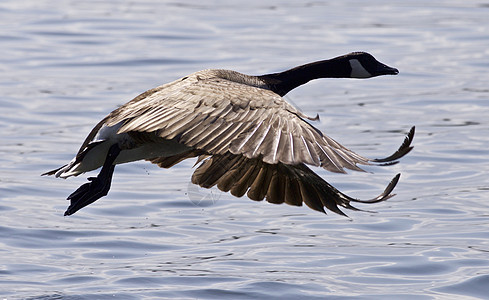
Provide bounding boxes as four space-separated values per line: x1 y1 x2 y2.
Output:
189 152 399 216
147 149 204 169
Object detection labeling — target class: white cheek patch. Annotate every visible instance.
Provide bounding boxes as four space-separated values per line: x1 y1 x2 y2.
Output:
349 59 372 78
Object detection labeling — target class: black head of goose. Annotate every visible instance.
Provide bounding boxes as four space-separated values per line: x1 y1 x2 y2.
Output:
259 51 399 96
43 52 414 217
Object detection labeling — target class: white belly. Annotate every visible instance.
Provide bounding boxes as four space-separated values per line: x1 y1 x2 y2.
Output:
56 128 192 178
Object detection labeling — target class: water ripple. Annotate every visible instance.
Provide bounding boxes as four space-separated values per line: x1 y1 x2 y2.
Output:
2 0 489 299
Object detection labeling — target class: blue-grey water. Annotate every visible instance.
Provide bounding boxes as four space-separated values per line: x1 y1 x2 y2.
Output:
1 1 489 299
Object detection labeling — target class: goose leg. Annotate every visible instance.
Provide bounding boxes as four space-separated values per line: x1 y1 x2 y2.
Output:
64 143 121 216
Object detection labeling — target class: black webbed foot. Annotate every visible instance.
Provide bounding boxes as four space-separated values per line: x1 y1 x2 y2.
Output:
65 173 114 216
64 144 121 216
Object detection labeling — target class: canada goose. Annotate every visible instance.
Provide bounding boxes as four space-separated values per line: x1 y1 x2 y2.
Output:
43 52 415 217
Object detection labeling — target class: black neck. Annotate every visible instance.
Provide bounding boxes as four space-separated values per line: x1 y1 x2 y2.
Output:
258 57 351 96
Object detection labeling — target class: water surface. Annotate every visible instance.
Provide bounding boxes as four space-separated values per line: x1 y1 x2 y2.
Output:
1 1 489 299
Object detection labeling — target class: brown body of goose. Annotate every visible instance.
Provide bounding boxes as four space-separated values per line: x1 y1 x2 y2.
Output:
44 52 415 216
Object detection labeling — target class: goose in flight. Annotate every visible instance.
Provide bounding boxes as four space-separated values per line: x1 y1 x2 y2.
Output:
43 52 415 217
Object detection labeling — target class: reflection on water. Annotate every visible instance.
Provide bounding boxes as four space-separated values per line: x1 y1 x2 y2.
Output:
1 0 489 299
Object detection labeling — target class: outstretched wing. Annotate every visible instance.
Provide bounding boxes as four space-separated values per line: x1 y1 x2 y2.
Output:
105 70 412 173
149 151 399 216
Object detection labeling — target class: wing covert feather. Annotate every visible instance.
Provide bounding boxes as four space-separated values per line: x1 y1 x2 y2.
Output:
105 70 374 172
